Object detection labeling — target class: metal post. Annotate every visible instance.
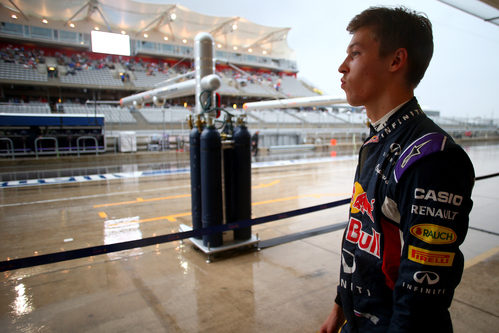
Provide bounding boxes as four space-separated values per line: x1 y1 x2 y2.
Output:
194 32 216 115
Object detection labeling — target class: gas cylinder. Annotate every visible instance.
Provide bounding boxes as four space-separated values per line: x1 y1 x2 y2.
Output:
189 126 202 239
233 124 252 240
200 125 223 247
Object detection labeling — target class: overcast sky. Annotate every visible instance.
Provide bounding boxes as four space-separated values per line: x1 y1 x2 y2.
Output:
146 0 499 119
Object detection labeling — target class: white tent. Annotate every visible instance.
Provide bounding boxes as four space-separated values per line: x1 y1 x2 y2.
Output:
0 0 295 59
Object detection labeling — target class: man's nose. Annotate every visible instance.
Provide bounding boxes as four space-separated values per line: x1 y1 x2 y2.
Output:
338 57 348 74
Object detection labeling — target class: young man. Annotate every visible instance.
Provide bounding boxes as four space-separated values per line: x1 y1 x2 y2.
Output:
320 7 475 333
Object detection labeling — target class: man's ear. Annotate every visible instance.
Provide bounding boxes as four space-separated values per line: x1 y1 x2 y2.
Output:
389 48 408 72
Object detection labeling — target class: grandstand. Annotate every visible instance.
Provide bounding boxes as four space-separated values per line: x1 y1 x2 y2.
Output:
0 0 497 158
0 102 50 114
59 68 124 87
138 107 189 124
63 104 136 123
0 61 47 82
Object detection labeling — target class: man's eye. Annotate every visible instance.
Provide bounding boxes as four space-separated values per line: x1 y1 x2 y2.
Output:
351 51 360 57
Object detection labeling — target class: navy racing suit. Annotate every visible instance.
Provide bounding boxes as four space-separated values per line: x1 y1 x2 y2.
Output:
335 98 475 332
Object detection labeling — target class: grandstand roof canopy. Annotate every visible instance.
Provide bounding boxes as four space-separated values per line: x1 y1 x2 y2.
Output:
438 0 499 26
1 0 294 59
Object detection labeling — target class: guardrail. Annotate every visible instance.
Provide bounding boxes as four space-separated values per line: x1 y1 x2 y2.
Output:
76 136 100 156
0 137 15 159
35 136 59 159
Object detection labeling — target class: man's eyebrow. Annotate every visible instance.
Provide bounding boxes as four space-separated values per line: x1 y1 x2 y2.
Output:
347 42 361 51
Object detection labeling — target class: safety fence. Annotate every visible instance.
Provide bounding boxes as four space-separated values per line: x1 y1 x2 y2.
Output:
0 135 105 159
1 172 498 272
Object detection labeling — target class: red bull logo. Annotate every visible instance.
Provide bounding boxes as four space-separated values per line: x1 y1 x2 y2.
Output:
345 217 381 258
364 135 379 145
351 182 375 223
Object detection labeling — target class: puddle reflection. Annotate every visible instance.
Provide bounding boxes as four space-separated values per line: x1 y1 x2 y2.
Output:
104 216 143 260
11 281 33 317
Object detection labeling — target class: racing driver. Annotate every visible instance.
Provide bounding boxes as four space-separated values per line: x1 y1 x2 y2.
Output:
320 6 475 333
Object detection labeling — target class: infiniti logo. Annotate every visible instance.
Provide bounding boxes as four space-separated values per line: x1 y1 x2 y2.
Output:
341 248 356 274
413 271 440 285
389 143 401 156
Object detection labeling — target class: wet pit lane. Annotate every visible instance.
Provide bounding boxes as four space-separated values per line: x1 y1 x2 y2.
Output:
0 143 497 332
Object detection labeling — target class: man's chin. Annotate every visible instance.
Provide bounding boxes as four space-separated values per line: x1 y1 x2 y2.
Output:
346 97 362 107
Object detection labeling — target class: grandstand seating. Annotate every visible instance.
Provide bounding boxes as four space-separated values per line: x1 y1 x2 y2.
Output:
250 110 301 124
0 43 495 144
132 70 172 88
0 102 51 114
428 115 467 126
283 109 365 124
100 106 136 123
60 69 124 87
138 107 189 124
245 113 262 124
1 43 319 98
280 76 317 97
63 104 136 123
0 62 47 82
239 81 280 97
217 79 241 95
217 69 310 98
230 109 258 124
327 112 366 124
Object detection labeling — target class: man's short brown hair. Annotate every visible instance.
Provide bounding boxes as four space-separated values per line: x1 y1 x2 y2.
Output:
347 6 433 88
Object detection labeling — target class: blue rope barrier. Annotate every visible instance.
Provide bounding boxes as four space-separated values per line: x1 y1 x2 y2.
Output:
0 198 351 272
2 171 496 272
475 172 499 181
